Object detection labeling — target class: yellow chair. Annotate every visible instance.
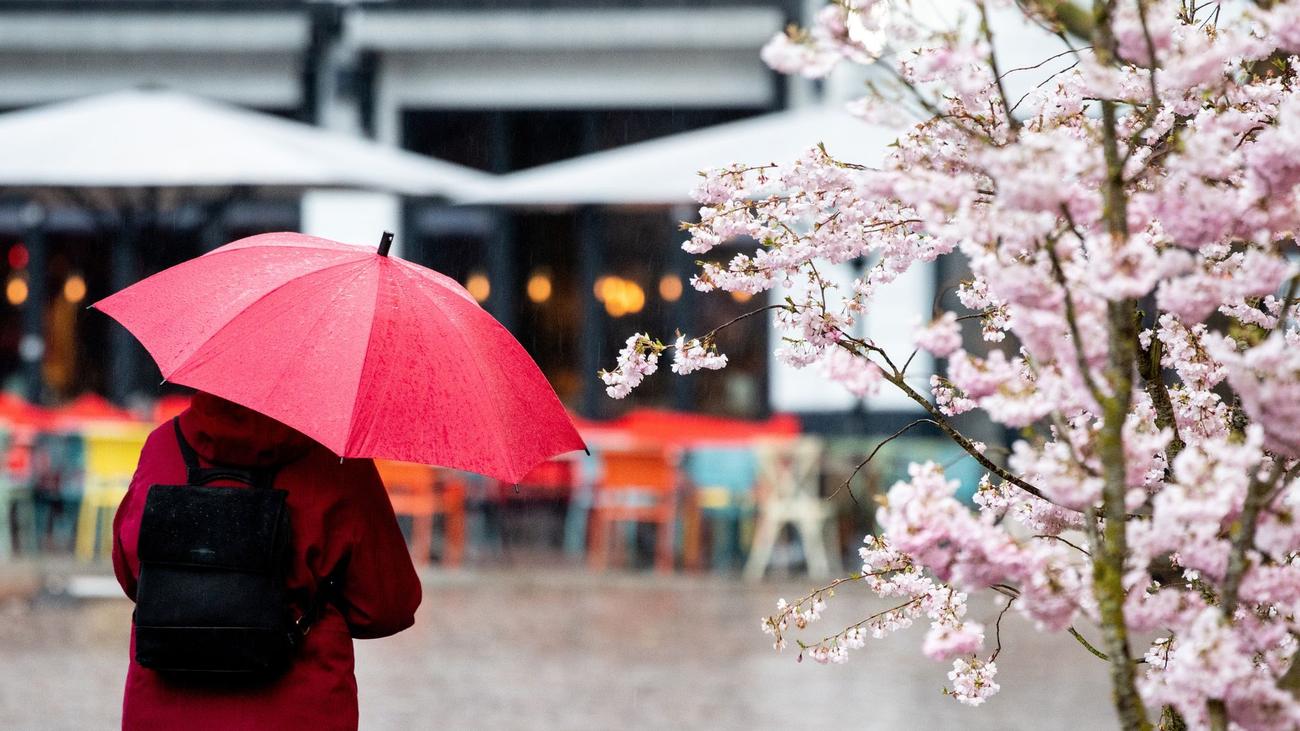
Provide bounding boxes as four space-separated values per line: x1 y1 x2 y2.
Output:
75 425 151 562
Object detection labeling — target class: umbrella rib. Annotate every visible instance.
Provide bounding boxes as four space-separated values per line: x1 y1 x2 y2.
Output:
158 257 368 380
162 261 377 454
342 261 387 456
255 262 377 452
393 265 519 478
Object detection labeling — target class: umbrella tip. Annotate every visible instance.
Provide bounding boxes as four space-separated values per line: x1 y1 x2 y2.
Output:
377 231 394 257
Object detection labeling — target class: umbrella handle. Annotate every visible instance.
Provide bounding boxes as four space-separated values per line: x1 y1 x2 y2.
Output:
377 231 394 257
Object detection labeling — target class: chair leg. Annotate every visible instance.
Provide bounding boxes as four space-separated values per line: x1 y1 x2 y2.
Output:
797 514 832 580
615 522 634 569
410 512 432 567
75 488 98 562
587 510 610 571
562 492 591 558
743 512 781 582
712 514 739 571
654 514 675 574
824 516 844 575
681 497 702 572
445 497 466 569
0 498 12 562
99 504 115 561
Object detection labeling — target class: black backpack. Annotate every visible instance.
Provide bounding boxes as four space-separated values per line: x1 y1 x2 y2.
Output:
132 418 334 677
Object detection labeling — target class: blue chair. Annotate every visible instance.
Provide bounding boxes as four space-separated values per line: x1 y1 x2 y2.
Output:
681 445 758 571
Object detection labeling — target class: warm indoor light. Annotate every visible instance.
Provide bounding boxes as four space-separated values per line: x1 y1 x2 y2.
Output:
604 293 627 317
730 290 753 303
601 277 646 317
625 281 645 314
465 271 491 303
63 274 86 304
526 270 552 304
658 274 683 302
6 276 27 306
594 275 617 302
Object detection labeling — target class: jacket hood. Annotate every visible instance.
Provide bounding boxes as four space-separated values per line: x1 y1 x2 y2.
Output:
177 391 316 468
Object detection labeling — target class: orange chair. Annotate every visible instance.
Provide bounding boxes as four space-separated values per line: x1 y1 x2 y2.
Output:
587 446 680 574
375 460 466 568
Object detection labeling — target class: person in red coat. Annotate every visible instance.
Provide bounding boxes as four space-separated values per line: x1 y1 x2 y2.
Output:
112 392 422 731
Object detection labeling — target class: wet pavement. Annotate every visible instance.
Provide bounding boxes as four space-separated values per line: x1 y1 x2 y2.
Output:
1 566 1115 730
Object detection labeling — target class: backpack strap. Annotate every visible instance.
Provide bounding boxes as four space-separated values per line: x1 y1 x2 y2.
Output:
172 417 201 474
173 416 277 489
295 573 342 640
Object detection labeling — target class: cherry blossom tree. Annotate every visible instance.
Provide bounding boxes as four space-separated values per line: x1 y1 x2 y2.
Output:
600 0 1300 727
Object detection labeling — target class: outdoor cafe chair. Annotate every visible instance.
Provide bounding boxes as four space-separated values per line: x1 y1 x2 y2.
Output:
76 424 151 562
0 426 37 560
476 457 579 559
375 460 466 568
0 474 36 560
743 436 840 581
680 445 759 571
31 430 85 553
587 444 681 574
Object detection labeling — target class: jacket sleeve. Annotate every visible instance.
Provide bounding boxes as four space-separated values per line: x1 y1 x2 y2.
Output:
111 486 140 601
335 459 423 639
112 428 167 602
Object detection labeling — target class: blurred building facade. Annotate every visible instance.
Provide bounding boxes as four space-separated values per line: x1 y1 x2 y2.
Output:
0 0 933 432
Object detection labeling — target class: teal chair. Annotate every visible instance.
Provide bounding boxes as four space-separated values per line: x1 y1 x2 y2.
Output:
681 446 758 571
562 451 605 559
33 431 85 553
872 437 984 506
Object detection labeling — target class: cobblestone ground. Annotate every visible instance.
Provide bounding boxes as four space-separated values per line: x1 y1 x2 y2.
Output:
0 567 1115 730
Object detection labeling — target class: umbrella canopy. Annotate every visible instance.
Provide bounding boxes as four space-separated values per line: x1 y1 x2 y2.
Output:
0 391 49 429
92 231 585 483
0 88 491 198
460 106 904 207
49 393 138 429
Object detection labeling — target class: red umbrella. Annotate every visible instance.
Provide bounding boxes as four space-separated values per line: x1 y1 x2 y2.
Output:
0 391 49 430
54 393 138 425
93 231 585 483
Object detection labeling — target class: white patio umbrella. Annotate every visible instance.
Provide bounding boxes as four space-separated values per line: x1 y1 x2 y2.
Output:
459 106 904 207
0 88 491 199
0 88 493 403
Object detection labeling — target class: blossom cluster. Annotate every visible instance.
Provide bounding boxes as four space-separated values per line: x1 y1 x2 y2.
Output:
607 0 1300 724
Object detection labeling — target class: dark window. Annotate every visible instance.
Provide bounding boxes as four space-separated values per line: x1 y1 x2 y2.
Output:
402 107 766 173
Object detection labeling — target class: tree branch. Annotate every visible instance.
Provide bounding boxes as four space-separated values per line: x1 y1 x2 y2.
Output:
1068 625 1111 661
1220 459 1288 616
1089 0 1149 724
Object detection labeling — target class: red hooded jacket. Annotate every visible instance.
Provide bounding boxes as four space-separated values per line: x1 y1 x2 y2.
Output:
112 393 422 730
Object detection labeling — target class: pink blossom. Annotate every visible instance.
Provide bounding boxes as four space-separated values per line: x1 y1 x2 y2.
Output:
599 334 661 399
1209 334 1300 458
922 620 985 661
670 336 728 375
914 311 962 357
946 658 1000 706
820 347 884 397
605 1 1300 723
